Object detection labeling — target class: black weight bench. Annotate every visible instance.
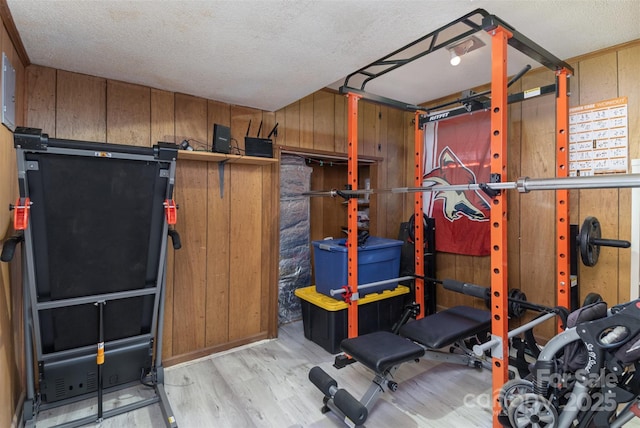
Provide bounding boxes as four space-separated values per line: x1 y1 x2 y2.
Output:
400 305 491 349
310 304 491 427
341 331 425 374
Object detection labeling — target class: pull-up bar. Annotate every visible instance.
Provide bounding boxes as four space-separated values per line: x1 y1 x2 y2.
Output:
339 8 574 111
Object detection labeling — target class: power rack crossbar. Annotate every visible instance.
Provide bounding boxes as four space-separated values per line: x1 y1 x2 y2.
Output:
338 8 573 111
420 83 556 125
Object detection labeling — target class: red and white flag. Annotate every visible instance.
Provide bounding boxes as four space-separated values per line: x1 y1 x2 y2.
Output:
423 110 491 256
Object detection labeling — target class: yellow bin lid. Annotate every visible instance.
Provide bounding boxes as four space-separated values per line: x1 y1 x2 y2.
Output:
294 285 410 311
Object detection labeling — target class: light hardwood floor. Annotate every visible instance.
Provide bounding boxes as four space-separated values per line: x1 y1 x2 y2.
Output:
32 321 640 427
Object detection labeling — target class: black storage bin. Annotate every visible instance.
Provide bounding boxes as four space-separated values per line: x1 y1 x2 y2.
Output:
295 285 410 354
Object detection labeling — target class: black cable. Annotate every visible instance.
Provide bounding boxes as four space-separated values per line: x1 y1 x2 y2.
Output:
230 137 244 156
139 368 155 388
187 138 209 150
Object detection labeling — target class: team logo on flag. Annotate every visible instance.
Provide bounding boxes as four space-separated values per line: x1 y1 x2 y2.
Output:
423 110 491 256
424 147 490 222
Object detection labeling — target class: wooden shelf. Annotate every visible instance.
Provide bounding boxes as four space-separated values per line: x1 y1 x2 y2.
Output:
177 150 278 165
280 146 382 164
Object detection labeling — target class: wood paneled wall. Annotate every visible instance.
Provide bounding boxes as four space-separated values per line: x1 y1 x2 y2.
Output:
576 45 640 306
24 66 279 367
5 34 639 424
11 68 414 423
0 18 25 428
278 95 414 243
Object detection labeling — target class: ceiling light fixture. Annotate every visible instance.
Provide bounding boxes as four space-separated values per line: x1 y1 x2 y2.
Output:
449 50 461 66
446 36 485 66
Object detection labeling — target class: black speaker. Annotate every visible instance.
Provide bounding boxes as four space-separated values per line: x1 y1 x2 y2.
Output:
212 124 231 154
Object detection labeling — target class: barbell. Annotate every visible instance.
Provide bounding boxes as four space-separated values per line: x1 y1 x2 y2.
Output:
329 273 560 320
302 173 640 198
438 278 561 318
431 277 570 326
304 169 635 267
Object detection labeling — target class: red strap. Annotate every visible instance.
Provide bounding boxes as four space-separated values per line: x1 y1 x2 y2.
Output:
631 403 640 418
342 285 353 304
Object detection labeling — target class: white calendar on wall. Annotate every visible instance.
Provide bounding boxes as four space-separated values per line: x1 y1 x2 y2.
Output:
569 96 628 176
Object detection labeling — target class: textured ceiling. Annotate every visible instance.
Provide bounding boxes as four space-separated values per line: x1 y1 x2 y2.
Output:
7 0 640 112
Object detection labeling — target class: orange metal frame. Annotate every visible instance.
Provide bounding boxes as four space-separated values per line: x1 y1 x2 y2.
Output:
347 92 361 339
342 23 571 428
488 25 512 426
414 112 426 319
556 68 571 327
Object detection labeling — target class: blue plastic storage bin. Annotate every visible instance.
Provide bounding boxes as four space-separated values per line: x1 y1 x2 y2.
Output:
312 236 404 299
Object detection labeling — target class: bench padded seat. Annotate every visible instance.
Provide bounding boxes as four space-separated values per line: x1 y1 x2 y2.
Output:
399 306 490 349
340 331 425 374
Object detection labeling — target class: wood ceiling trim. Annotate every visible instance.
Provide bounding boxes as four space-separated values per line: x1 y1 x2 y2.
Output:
0 0 29 66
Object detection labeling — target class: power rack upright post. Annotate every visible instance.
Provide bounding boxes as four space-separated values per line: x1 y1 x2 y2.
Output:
346 92 361 341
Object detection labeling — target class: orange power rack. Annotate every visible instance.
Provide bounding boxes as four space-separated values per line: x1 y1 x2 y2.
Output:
335 9 573 427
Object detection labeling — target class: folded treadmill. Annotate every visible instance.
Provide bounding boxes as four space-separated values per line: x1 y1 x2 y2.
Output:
3 127 180 427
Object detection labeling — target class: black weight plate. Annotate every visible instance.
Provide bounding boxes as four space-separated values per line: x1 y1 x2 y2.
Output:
580 216 601 267
508 289 526 319
582 292 603 306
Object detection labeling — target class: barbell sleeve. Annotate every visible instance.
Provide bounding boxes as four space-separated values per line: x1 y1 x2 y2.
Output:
329 276 416 296
440 278 560 317
472 312 557 356
517 174 640 193
512 299 554 314
591 238 631 248
442 279 490 300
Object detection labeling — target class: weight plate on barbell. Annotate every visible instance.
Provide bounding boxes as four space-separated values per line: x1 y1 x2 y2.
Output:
580 216 601 267
508 289 527 319
483 288 527 318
